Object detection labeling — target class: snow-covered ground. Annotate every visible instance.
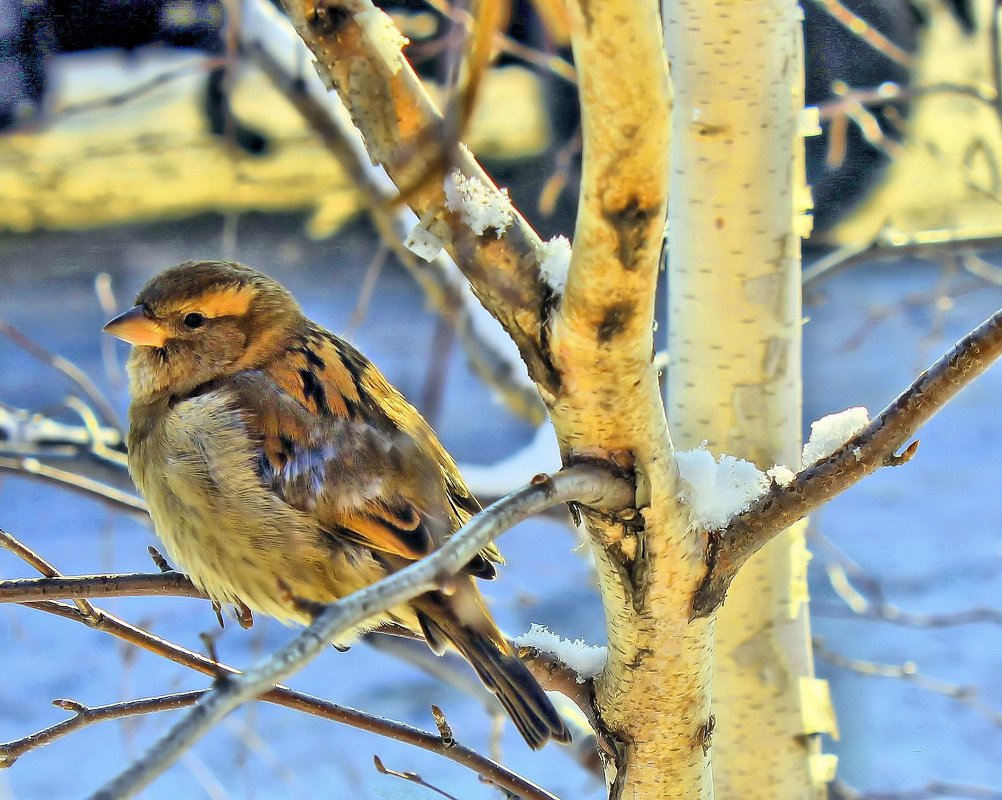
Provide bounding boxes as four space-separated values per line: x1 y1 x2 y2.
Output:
0 215 999 798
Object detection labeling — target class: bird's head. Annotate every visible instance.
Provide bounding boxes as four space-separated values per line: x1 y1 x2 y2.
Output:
104 260 302 400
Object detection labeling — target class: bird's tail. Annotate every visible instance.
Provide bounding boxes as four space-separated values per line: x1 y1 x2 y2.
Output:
413 592 571 750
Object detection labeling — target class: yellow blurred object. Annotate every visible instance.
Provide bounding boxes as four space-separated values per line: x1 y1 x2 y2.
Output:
0 51 549 233
823 0 1002 245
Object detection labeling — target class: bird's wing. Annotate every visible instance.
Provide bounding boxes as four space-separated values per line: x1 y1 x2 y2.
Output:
222 325 498 576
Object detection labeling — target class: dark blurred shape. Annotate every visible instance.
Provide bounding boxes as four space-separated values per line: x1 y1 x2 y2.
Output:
0 0 269 155
803 0 917 230
910 0 976 32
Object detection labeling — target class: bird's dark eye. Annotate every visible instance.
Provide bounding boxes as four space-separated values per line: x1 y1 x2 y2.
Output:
183 312 205 329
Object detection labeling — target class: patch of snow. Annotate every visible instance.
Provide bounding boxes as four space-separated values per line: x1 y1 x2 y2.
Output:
767 464 796 486
801 406 869 467
538 235 571 294
353 8 410 74
404 222 445 261
444 170 513 237
675 446 770 531
513 624 607 681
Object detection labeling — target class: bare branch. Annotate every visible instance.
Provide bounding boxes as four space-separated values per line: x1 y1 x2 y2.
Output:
548 0 671 451
814 638 1002 727
0 456 148 519
14 599 560 800
240 0 546 422
693 304 1002 617
89 465 632 800
0 529 97 620
803 233 1002 287
417 0 576 85
0 404 124 458
805 0 913 67
373 754 460 800
0 692 204 767
275 0 559 395
0 320 123 433
812 529 1002 627
0 572 203 603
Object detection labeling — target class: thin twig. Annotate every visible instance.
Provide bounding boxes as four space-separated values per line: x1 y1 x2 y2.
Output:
95 272 125 388
0 692 203 767
814 638 1002 726
89 466 631 800
692 304 1002 617
12 58 226 128
0 320 123 433
0 456 148 518
811 529 1002 627
805 0 914 67
418 0 576 84
803 233 1002 287
13 600 559 800
0 529 97 619
373 755 460 799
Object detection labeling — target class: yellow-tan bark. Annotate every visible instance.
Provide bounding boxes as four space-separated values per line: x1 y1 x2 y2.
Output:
664 1 835 797
553 2 712 797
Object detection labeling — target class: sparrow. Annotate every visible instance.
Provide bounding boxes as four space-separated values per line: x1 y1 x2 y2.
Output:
103 260 569 750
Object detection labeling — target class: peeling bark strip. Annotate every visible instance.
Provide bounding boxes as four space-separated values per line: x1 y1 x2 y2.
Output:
279 0 559 395
693 304 1002 618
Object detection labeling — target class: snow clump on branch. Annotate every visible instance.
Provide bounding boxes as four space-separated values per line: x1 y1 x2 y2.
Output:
801 406 869 467
675 447 771 531
537 235 571 294
676 406 871 531
444 170 514 237
513 624 607 681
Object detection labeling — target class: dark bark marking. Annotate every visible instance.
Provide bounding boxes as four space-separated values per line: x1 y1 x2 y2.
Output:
307 4 351 37
598 301 635 343
603 198 659 271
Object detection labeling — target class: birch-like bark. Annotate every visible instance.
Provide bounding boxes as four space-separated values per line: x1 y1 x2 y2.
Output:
556 2 711 797
665 2 834 797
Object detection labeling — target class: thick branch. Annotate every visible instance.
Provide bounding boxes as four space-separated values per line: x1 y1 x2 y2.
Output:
277 0 559 395
693 304 1002 617
90 466 633 800
239 0 545 423
548 0 672 447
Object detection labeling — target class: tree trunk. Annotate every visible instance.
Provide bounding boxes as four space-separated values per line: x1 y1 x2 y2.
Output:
664 1 836 797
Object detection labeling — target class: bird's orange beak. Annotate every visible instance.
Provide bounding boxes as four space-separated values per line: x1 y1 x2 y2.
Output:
102 306 167 347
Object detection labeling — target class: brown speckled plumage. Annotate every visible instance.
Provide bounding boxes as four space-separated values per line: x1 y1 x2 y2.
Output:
107 260 569 750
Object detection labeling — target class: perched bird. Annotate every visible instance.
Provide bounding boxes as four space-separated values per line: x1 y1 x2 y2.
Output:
103 260 569 750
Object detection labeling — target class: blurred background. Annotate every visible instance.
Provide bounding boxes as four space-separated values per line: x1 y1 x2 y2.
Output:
1 0 1001 798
